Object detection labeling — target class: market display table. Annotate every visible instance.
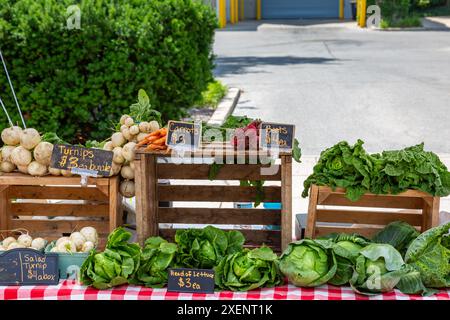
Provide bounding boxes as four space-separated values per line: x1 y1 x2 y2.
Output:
1 281 449 300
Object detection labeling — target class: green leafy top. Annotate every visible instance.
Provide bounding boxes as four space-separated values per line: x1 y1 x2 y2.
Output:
372 221 420 257
129 89 162 125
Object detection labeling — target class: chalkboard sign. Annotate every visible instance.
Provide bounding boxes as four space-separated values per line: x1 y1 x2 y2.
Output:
167 268 215 294
166 121 202 151
0 249 59 285
50 144 113 177
259 122 295 151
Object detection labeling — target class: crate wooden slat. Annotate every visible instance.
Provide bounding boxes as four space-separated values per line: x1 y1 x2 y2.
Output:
0 173 123 249
305 185 440 239
135 143 292 253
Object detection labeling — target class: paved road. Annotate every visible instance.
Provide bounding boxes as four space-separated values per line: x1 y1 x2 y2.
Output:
214 21 450 155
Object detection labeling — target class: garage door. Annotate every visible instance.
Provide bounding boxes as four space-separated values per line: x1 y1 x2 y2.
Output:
262 0 339 19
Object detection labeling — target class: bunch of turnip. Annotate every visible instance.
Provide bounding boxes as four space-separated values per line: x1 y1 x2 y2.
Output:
0 233 46 251
48 227 98 253
103 115 160 198
0 126 56 177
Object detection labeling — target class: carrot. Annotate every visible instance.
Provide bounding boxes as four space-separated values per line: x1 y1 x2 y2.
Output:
152 136 167 146
149 128 167 137
145 144 167 151
137 135 161 146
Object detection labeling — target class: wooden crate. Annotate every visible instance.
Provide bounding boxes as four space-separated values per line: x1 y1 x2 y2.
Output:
0 173 123 248
134 143 293 253
305 185 440 238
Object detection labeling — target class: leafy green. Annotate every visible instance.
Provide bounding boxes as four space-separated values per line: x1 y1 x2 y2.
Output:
84 140 107 149
303 140 450 201
214 246 283 291
292 138 302 163
349 244 407 295
175 226 245 269
80 227 141 289
240 180 265 208
372 221 420 257
129 89 162 125
405 222 450 288
130 237 177 288
196 80 228 108
280 239 337 287
41 132 67 145
322 233 371 286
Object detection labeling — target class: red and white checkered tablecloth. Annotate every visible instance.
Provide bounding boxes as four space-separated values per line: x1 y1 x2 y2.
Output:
0 280 449 300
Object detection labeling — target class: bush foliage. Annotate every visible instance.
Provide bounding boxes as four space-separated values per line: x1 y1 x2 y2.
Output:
0 0 217 143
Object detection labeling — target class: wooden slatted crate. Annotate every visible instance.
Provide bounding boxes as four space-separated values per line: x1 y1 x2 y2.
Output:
305 185 440 238
0 173 123 248
134 143 293 253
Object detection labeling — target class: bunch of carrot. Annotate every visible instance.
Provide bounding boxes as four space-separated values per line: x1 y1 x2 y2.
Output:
137 128 168 151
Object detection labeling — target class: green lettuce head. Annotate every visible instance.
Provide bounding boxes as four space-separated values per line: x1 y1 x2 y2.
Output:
214 246 283 291
280 239 337 287
372 221 420 257
350 243 407 295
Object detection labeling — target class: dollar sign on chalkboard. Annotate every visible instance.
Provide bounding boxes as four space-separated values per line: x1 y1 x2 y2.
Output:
178 277 185 288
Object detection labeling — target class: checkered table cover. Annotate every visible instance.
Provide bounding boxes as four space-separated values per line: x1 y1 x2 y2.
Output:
1 280 449 300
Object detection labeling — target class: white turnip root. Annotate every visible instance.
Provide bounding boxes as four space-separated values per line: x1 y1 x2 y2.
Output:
17 234 33 247
28 161 47 176
129 125 139 136
120 125 128 133
31 238 46 251
1 161 15 172
56 237 69 247
122 142 136 162
149 121 160 132
2 237 16 248
11 146 32 167
138 121 150 133
137 132 148 142
103 141 114 151
110 162 122 176
80 227 98 246
81 241 95 252
34 142 53 165
1 146 15 162
69 232 86 251
8 242 25 250
122 128 132 141
1 126 22 145
120 115 130 125
57 239 76 253
61 170 73 177
17 165 29 174
129 161 135 171
113 147 125 164
49 168 61 176
121 165 134 179
111 132 126 147
125 117 134 127
20 128 41 150
120 180 135 198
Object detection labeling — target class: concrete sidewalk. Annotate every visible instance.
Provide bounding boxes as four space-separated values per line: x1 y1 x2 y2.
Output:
422 16 450 29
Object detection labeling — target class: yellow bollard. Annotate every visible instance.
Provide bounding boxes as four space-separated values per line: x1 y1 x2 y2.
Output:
219 0 226 28
359 0 367 27
339 0 344 20
256 0 261 20
240 0 244 21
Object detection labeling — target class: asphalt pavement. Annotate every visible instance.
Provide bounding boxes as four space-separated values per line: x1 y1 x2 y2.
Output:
214 20 450 155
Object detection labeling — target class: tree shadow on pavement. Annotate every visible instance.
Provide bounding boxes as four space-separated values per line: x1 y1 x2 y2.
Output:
214 55 338 76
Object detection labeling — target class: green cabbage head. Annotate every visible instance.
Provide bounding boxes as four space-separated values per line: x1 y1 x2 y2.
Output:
279 239 337 287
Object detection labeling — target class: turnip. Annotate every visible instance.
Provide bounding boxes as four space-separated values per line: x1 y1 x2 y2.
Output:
57 239 76 253
81 241 95 252
149 120 160 132
120 180 135 198
1 146 15 162
8 242 25 250
17 234 33 247
103 141 114 151
129 161 135 171
111 132 126 147
1 126 22 145
49 168 61 176
50 247 59 253
11 146 32 167
125 117 134 127
1 161 15 173
0 245 4 251
56 237 69 247
28 161 48 176
130 135 138 143
120 115 130 125
61 170 73 177
31 238 46 251
69 232 86 251
17 165 29 174
20 128 41 150
2 237 16 248
80 227 98 246
122 142 136 162
34 142 54 165
120 125 128 133
122 128 132 141
110 162 122 176
138 121 150 133
121 165 134 180
129 125 139 136
137 132 148 142
113 147 125 164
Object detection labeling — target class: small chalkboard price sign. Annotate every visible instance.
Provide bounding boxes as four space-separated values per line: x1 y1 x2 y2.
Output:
259 122 295 151
0 249 59 285
166 121 202 151
50 144 113 177
167 268 215 294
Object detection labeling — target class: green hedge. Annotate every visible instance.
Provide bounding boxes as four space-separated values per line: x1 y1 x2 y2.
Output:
0 0 217 143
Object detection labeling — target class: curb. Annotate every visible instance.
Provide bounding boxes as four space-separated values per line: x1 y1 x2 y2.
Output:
207 87 241 126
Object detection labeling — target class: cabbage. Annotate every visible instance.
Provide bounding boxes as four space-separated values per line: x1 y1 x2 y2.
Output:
130 237 177 288
214 246 283 291
279 239 337 287
404 222 450 288
372 221 420 257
